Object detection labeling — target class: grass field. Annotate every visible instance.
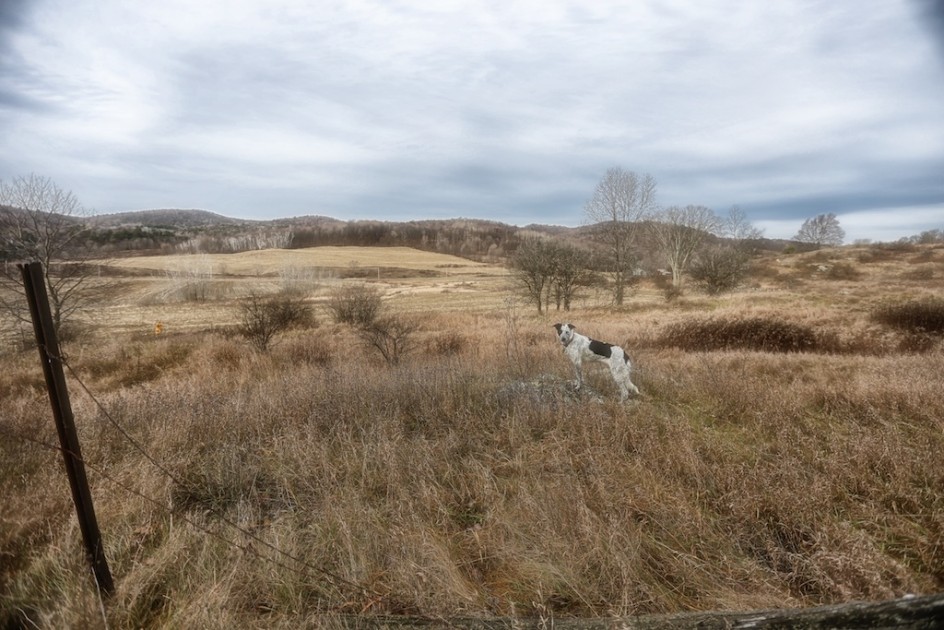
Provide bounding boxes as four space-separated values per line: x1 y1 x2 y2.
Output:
1 243 943 627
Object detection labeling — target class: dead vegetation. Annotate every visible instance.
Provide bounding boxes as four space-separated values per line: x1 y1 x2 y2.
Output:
1 243 943 627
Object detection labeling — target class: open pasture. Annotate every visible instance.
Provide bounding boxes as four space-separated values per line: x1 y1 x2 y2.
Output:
1 243 943 627
71 246 513 338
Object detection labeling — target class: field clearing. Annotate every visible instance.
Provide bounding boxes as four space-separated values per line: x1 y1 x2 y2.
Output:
105 246 506 276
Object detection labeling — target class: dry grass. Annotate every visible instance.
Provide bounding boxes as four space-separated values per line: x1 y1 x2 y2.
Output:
97 246 502 276
1 244 943 627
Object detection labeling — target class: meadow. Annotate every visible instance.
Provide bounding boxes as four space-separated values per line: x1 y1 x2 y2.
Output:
1 243 942 628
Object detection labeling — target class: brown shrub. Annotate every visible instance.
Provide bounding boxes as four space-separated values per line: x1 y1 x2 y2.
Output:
871 298 944 335
238 292 315 351
326 284 382 326
358 315 419 365
660 316 820 352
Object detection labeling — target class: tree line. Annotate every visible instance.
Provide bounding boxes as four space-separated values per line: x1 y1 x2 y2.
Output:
287 220 520 260
509 167 852 312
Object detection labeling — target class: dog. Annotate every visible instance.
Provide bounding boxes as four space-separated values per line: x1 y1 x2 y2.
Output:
553 323 640 401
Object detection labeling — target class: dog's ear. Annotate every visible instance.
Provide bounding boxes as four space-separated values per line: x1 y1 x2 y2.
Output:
553 323 562 332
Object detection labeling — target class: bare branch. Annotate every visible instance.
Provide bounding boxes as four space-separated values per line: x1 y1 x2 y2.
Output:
583 168 657 304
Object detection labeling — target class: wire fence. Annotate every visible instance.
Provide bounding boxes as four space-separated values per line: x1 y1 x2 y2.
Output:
3 347 383 612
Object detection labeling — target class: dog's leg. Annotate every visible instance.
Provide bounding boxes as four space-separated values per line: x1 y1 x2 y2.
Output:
626 362 642 396
609 361 630 401
572 360 583 391
610 357 640 401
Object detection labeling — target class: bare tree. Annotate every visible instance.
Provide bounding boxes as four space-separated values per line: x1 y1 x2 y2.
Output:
794 212 845 247
549 242 594 311
510 237 557 313
649 205 723 288
0 174 102 336
688 206 764 295
510 237 593 312
723 205 764 242
583 168 657 305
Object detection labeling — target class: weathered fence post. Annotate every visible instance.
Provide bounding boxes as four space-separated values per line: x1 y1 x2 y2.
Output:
19 261 114 596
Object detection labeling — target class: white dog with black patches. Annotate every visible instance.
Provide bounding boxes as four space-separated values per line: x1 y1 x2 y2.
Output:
554 323 640 401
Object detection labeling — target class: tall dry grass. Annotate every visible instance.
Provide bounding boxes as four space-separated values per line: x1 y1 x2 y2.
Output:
2 244 943 627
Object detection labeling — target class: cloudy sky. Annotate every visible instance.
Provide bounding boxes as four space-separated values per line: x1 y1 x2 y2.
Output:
2 0 943 242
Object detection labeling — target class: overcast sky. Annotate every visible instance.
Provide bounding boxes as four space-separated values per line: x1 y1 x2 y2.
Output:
2 0 943 242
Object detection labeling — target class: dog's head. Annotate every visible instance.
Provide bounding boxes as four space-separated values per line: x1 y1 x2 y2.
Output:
553 323 576 346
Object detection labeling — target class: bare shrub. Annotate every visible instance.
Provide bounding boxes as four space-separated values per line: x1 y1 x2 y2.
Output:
326 284 382 326
238 292 314 351
358 315 418 365
660 316 819 352
871 299 944 335
689 246 752 294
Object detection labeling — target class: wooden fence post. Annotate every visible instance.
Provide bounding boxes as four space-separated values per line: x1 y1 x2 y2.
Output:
19 261 114 596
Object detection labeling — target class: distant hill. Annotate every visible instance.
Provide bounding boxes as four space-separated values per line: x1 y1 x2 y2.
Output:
89 209 251 228
79 208 830 261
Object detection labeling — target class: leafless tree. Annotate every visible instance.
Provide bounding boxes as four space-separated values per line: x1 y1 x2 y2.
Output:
0 174 103 337
649 205 723 288
723 205 764 242
794 212 845 247
583 168 657 305
549 242 594 311
510 238 557 313
688 206 764 295
510 237 593 312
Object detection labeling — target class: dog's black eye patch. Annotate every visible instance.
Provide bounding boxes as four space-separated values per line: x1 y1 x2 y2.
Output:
588 339 613 358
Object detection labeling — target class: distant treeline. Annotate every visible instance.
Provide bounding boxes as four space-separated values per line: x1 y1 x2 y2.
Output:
287 220 523 260
71 215 944 261
80 218 529 260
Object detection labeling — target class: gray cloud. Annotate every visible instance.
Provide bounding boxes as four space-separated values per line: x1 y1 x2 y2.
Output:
0 0 32 39
0 1 49 112
1 0 942 242
911 0 944 61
